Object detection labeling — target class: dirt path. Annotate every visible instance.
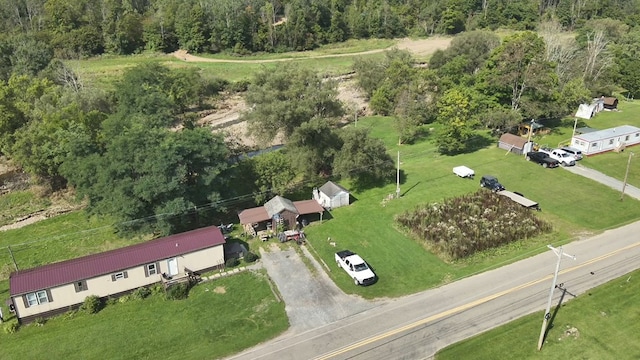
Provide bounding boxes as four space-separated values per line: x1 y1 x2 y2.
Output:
172 37 451 63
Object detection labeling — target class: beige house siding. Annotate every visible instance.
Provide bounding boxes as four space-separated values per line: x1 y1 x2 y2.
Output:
13 245 224 320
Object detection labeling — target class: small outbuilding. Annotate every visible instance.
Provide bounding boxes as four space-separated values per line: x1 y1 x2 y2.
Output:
602 97 618 110
571 125 640 155
498 133 532 155
313 181 350 209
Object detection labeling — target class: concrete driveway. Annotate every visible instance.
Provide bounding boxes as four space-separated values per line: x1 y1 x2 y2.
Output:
259 243 379 334
562 163 640 200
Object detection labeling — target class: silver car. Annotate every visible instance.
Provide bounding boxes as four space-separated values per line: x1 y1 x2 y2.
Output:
561 146 583 161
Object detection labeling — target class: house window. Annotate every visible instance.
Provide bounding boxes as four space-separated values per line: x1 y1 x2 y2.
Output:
74 280 87 293
145 263 158 277
26 290 49 306
609 139 614 145
592 143 598 147
111 271 128 281
636 133 639 137
625 135 630 141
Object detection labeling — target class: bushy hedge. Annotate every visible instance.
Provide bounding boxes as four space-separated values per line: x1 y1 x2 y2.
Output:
396 190 552 260
166 283 190 300
80 295 103 314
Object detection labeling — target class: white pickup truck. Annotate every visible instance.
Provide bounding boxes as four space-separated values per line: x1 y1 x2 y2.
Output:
335 250 376 285
539 147 576 167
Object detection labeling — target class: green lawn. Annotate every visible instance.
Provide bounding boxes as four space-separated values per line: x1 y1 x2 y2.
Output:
0 271 287 360
73 38 393 89
302 116 640 299
435 269 640 360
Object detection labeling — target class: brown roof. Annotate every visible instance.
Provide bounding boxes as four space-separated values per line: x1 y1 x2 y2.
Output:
238 198 325 225
238 207 270 224
293 199 325 215
603 97 618 106
499 133 527 149
10 226 225 296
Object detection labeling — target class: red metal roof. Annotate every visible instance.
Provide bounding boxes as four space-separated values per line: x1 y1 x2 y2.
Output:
10 226 226 296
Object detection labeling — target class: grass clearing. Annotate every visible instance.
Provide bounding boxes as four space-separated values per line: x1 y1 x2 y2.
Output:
0 271 287 360
435 269 640 360
302 116 640 299
72 39 392 89
0 190 51 227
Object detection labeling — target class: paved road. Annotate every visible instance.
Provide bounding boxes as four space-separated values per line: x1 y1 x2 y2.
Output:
230 221 640 360
562 163 640 200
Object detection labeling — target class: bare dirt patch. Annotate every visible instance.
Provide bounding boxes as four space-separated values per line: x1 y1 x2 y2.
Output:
213 286 227 294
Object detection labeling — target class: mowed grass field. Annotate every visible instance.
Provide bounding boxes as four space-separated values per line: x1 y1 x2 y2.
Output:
303 115 640 299
73 38 394 88
0 271 287 360
435 269 640 360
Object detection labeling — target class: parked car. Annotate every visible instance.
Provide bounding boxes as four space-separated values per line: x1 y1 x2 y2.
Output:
335 250 376 285
525 151 560 168
561 146 583 161
539 147 576 167
480 175 505 192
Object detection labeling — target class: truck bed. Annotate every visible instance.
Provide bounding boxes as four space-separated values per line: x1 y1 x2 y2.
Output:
336 250 355 259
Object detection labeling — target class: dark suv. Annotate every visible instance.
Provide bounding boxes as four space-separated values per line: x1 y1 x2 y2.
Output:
480 175 505 192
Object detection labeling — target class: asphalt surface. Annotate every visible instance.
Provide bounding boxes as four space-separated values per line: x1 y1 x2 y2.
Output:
562 163 640 200
258 244 378 334
231 221 640 360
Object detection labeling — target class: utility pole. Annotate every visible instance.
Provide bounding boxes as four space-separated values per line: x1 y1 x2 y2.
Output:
525 119 535 158
620 152 634 201
396 151 401 199
537 245 575 351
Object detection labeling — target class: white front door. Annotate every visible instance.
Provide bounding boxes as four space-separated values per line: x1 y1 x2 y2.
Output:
167 258 178 276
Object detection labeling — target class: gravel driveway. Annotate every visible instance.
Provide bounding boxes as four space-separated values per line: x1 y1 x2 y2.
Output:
260 243 379 334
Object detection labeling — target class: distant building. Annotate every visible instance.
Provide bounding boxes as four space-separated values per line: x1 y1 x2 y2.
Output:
571 125 640 155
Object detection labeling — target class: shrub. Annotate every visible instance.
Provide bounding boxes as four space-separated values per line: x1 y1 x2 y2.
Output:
166 282 190 300
4 321 19 334
33 317 46 326
226 257 239 268
130 286 151 300
150 283 164 297
80 295 103 314
244 251 259 263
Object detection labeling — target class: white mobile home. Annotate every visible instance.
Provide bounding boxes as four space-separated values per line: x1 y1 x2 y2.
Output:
570 125 640 156
9 226 226 323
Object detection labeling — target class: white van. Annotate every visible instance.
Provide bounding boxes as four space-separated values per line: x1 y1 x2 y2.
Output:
561 146 583 161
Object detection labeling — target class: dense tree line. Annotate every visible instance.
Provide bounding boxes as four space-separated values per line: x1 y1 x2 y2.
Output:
0 0 639 59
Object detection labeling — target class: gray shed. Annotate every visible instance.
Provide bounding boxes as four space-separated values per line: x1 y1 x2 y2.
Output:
498 133 530 155
313 181 350 209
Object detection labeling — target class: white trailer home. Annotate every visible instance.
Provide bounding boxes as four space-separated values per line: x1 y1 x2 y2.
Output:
570 125 640 156
9 226 226 324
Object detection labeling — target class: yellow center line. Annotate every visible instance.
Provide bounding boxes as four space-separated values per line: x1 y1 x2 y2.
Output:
314 241 640 360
